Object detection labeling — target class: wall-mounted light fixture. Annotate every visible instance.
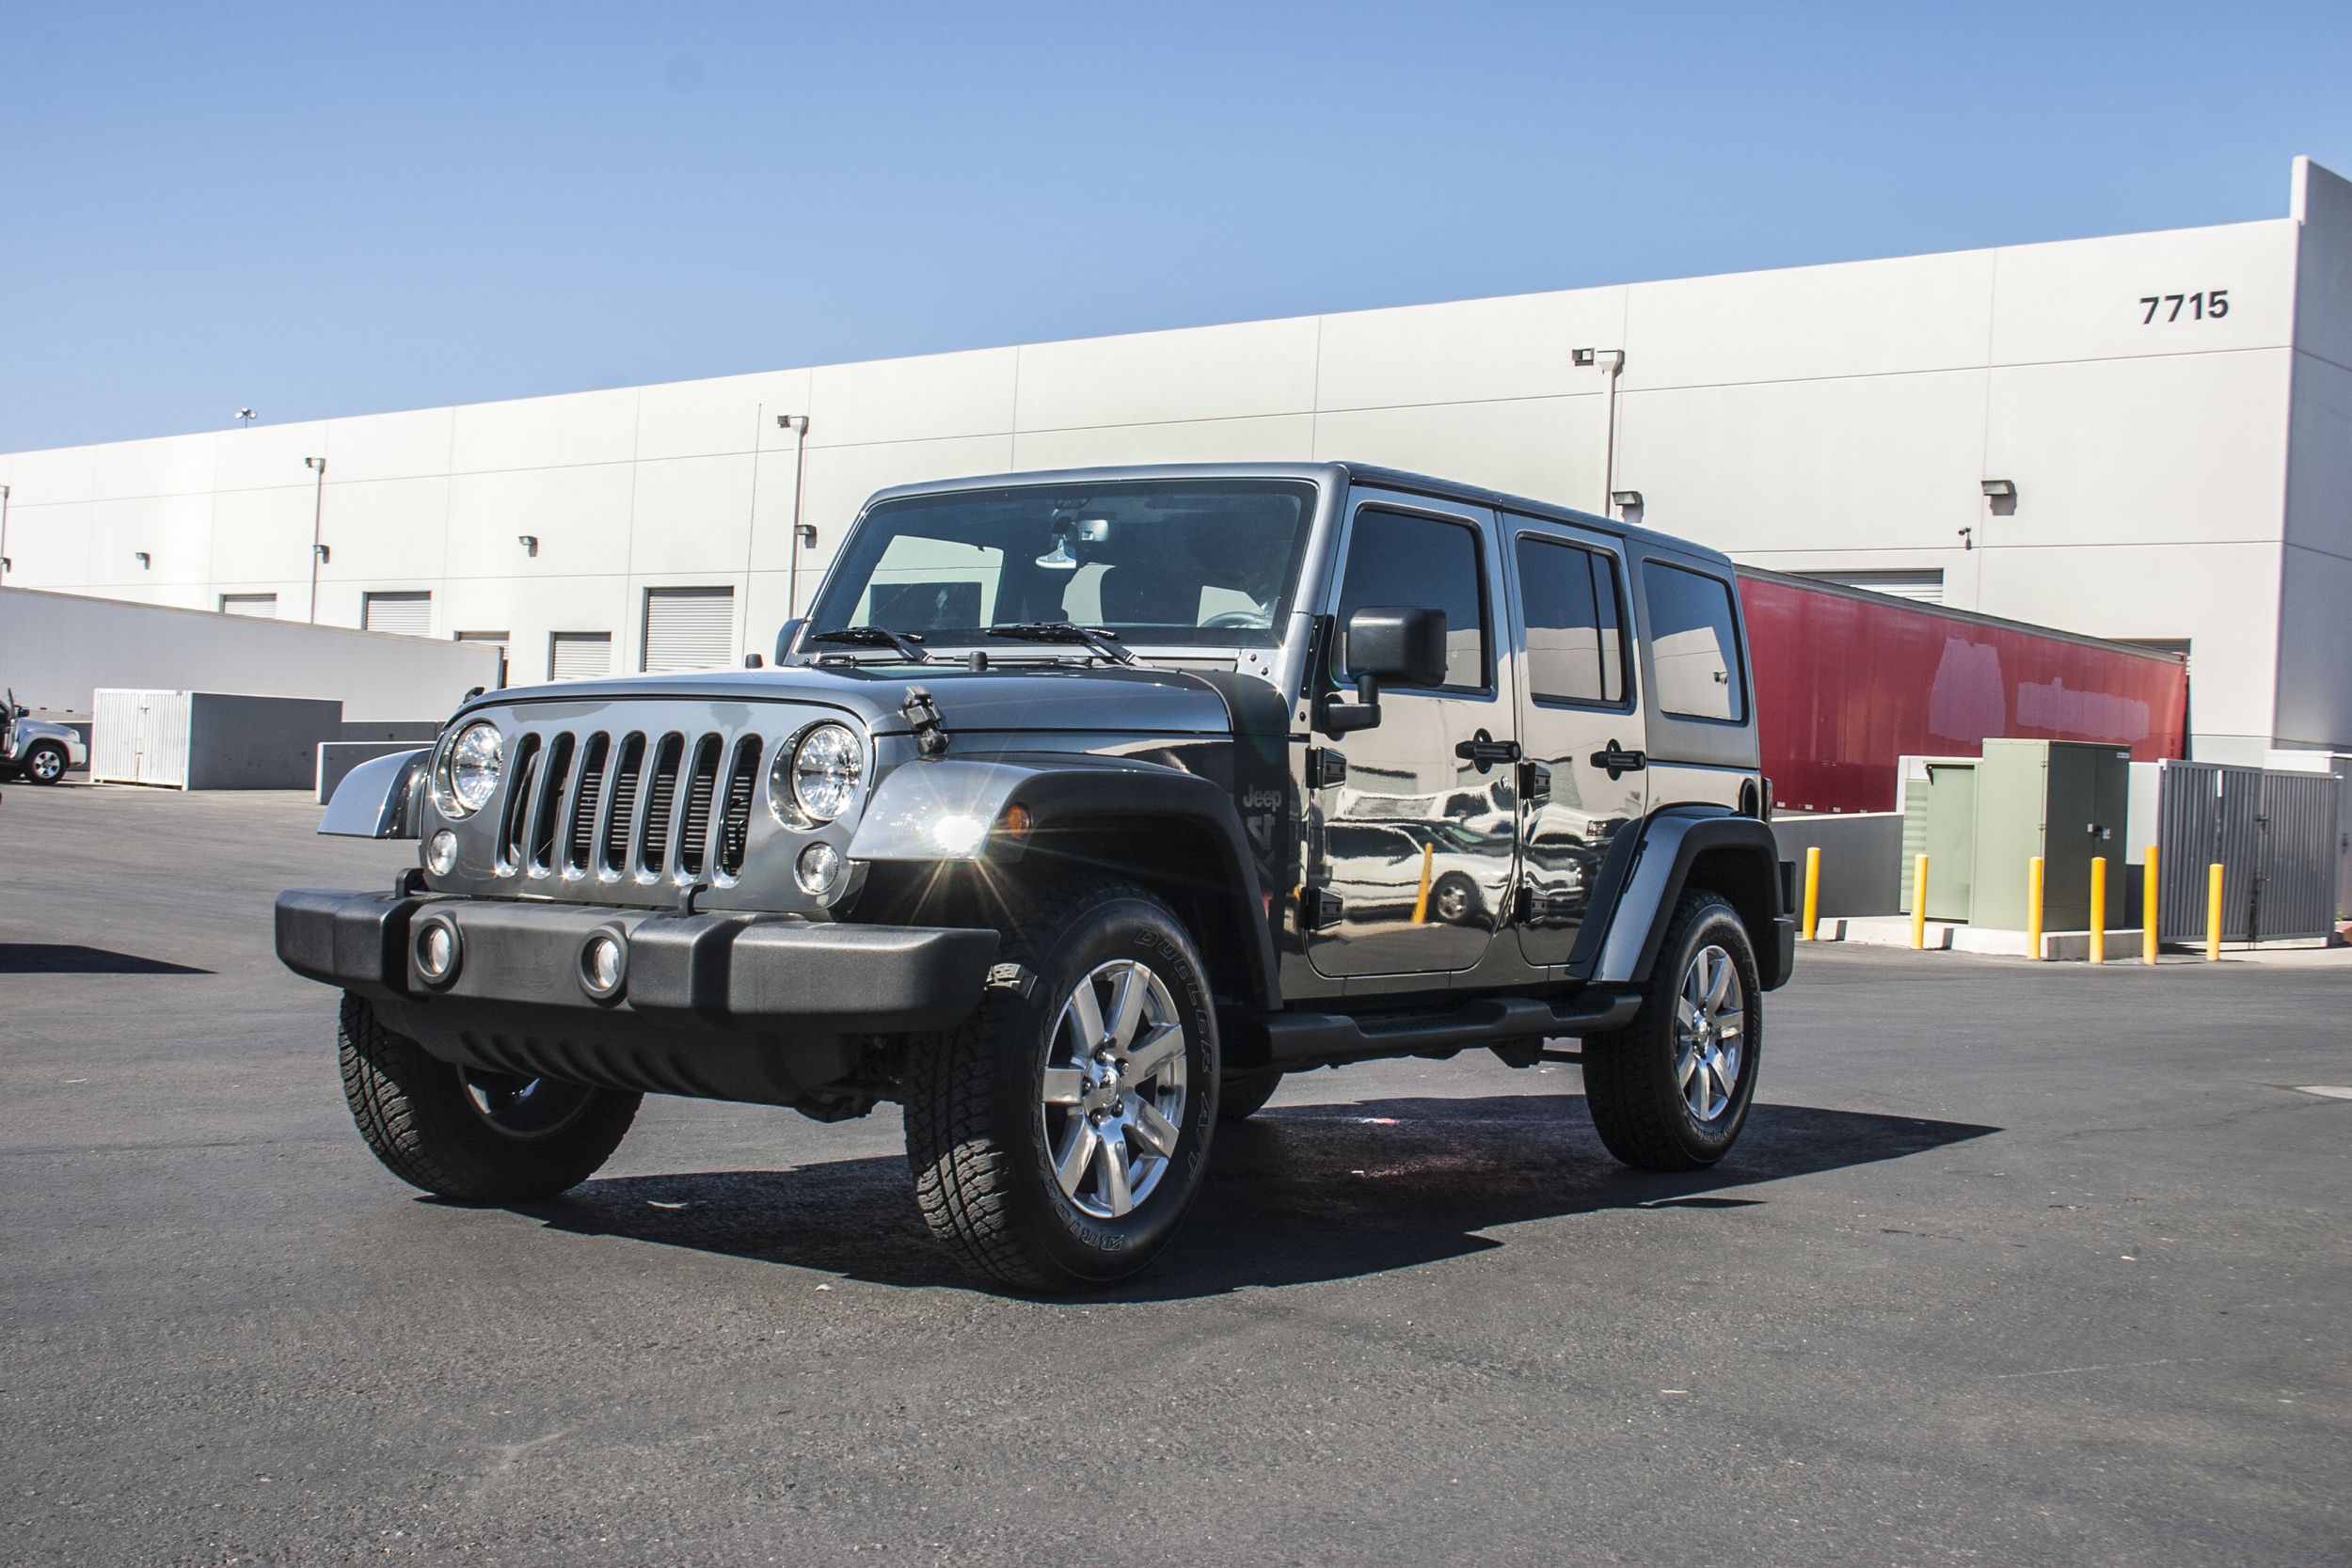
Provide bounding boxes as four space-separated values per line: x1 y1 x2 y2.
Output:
1611 490 1644 512
776 414 809 434
1980 478 2016 518
135 551 151 569
314 545 331 563
518 535 538 557
795 524 818 547
1958 526 1974 551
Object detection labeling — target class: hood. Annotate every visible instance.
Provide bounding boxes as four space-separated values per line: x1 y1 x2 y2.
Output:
454 662 1237 738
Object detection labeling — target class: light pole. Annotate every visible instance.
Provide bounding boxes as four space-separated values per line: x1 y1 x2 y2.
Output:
777 415 814 618
0 483 11 578
305 456 327 623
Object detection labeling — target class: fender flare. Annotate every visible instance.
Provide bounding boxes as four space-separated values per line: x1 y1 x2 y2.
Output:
1591 805 1792 990
849 756 1279 1010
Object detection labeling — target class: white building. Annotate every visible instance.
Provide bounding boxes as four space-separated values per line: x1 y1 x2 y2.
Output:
3 156 2346 763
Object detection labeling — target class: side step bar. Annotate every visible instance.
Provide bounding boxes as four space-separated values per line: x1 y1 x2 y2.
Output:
1262 989 1640 1071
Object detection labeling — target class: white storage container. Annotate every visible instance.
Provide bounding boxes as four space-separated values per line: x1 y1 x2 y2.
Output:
91 689 342 790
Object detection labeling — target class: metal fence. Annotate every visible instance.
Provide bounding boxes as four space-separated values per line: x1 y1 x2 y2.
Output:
2154 760 2340 942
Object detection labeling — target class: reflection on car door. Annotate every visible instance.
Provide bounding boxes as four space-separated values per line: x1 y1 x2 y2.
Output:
1505 518 1647 968
1308 498 1516 978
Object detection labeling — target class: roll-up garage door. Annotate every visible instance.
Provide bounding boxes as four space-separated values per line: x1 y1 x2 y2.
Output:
362 592 433 636
550 632 612 682
220 594 277 618
642 586 735 672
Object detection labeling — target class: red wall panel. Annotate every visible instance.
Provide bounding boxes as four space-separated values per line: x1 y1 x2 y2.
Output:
1738 571 2189 816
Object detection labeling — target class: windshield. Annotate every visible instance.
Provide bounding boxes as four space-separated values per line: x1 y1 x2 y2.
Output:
804 479 1320 651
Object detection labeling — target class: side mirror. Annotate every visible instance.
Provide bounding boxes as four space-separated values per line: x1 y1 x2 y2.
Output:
10 705 24 719
1320 606 1449 736
774 617 807 666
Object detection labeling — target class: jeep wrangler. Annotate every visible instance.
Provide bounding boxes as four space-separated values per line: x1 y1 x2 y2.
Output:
278 463 1794 1291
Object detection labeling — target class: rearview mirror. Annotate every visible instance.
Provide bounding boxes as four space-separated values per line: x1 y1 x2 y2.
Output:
1346 606 1449 689
1321 606 1449 736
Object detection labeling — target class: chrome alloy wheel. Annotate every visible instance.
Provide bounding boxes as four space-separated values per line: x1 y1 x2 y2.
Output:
1038 958 1189 1220
1673 943 1745 1123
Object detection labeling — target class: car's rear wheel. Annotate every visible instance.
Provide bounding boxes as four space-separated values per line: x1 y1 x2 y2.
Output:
1581 891 1760 1170
338 992 640 1200
901 877 1219 1291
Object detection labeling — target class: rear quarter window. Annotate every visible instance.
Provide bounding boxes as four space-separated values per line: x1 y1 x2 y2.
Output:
1644 561 1746 722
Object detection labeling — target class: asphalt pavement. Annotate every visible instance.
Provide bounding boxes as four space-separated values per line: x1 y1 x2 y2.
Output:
2 784 2346 1566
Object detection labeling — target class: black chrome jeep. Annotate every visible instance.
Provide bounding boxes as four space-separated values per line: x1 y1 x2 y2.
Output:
278 463 1794 1291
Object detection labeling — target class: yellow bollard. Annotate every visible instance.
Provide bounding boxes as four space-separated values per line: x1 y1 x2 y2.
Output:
2143 845 2160 963
1411 841 1435 924
2206 862 2225 960
2089 857 2106 964
1911 854 1929 949
2027 856 2044 960
1802 846 1821 940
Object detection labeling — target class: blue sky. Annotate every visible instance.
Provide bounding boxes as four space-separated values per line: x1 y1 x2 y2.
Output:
4 1 2349 453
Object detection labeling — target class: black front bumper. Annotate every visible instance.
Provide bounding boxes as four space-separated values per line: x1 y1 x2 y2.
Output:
276 889 1001 1106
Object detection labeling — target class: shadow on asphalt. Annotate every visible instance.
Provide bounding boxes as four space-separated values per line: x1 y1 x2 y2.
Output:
514 1096 1996 1297
0 943 212 974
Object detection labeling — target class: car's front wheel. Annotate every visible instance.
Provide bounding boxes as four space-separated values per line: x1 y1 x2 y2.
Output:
338 992 641 1200
22 741 68 784
901 877 1219 1291
1581 891 1761 1170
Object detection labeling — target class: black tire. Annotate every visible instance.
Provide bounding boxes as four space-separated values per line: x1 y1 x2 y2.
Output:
338 991 641 1201
902 877 1219 1291
1216 1069 1283 1123
1581 891 1761 1171
22 741 68 784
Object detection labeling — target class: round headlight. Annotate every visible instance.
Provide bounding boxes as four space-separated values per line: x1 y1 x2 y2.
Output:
443 721 503 816
788 723 863 823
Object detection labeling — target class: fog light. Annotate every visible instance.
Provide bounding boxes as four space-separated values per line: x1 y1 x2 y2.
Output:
414 914 460 986
425 830 457 876
796 841 844 897
580 928 627 1000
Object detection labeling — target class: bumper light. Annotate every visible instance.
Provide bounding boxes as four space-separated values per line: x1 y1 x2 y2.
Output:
425 830 457 876
414 912 462 987
579 927 628 1001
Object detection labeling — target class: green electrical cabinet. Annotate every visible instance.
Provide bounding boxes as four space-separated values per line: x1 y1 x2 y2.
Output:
1899 761 1977 920
1970 738 2133 932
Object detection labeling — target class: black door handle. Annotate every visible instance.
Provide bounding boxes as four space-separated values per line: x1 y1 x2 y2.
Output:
1589 740 1646 781
1454 730 1520 772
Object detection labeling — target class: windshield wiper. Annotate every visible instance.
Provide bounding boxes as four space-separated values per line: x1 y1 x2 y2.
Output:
805 626 933 663
986 623 1136 666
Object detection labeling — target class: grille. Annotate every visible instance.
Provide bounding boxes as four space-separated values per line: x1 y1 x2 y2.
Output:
638 733 684 874
462 703 831 903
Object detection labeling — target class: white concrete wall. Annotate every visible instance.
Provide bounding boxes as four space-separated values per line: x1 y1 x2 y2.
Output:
1 157 2342 758
0 584 500 721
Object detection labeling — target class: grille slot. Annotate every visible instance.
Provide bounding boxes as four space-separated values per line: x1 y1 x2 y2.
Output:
499 732 544 871
565 732 610 873
528 732 575 872
638 732 686 876
601 732 645 876
716 736 763 877
677 734 723 877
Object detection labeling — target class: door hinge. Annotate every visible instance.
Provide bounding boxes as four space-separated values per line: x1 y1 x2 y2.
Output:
1518 759 1551 802
1302 886 1344 931
1305 747 1348 790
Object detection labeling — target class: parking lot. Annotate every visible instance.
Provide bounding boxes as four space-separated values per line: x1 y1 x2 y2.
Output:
2 784 2345 1567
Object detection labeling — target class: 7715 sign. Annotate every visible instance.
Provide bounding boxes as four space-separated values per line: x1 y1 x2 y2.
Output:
2141 290 2230 323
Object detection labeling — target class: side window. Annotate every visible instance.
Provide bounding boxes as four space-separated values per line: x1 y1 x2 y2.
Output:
1644 561 1745 721
1516 535 1627 705
1334 509 1488 691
